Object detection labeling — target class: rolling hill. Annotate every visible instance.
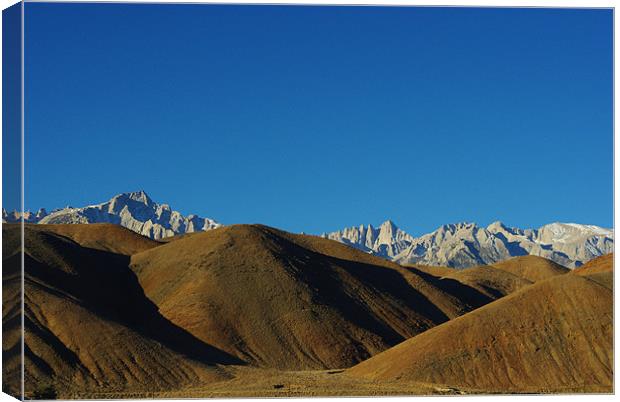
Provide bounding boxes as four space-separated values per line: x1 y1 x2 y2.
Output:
406 255 567 300
32 223 161 255
573 253 613 276
129 224 496 370
347 255 613 393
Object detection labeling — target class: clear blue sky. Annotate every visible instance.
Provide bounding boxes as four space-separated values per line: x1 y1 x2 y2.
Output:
23 4 612 235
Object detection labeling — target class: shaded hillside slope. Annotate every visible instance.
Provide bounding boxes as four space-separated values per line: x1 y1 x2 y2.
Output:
2 225 234 398
274 229 495 315
421 255 569 300
406 265 455 277
276 228 525 316
130 224 496 370
348 270 613 393
436 266 533 299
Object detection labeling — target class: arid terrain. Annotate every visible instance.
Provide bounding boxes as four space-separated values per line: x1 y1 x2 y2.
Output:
2 223 613 398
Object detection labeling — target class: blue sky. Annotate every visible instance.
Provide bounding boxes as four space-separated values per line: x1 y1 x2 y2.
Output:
3 3 21 214
22 4 612 235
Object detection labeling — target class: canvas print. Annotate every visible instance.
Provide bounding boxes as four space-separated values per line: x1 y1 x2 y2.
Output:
1 2 614 399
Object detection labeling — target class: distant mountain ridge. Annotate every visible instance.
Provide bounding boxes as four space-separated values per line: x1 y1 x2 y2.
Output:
3 191 221 240
3 191 612 267
322 221 613 269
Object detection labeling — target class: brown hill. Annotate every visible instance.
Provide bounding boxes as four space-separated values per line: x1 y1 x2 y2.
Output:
2 225 236 399
31 223 161 255
572 253 613 290
489 255 570 282
347 270 613 393
573 253 613 276
129 224 496 370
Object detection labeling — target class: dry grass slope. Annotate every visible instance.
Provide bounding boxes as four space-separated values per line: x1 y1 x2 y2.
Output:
348 268 613 393
571 253 613 290
130 224 496 370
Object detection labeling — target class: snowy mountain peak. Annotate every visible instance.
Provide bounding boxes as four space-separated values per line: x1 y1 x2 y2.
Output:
487 221 508 231
111 190 154 206
433 222 474 236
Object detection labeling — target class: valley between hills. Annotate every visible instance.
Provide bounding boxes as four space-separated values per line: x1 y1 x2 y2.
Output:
2 222 613 398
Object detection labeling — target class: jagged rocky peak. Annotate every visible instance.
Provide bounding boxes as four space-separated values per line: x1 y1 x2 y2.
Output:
123 190 153 205
436 222 476 234
377 220 396 238
322 220 413 259
379 219 396 230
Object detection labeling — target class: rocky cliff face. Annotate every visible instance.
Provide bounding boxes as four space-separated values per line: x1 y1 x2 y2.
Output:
323 221 613 269
322 220 414 258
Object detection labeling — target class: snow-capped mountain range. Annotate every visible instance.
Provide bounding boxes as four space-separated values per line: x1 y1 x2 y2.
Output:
3 191 221 240
3 191 613 268
322 220 614 269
